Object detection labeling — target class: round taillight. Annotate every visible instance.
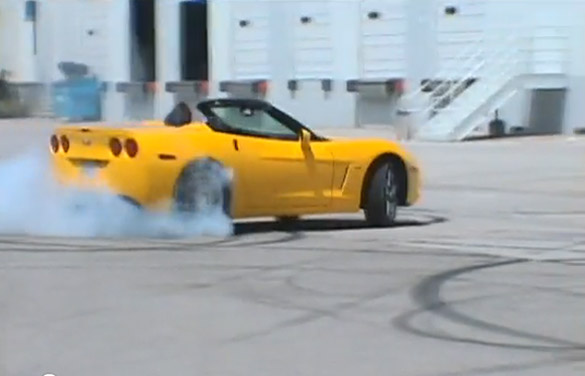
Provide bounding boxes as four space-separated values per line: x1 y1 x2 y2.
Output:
125 138 139 158
50 134 59 153
110 138 122 156
60 135 70 153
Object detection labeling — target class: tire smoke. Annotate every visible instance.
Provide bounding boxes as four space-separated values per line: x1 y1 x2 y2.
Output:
0 149 234 238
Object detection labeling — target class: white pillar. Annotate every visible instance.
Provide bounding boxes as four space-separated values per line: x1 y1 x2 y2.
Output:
0 0 36 82
18 0 36 82
154 0 181 119
104 0 131 121
208 0 232 96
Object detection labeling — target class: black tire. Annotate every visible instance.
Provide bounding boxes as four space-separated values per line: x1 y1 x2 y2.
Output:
173 158 232 217
364 160 399 227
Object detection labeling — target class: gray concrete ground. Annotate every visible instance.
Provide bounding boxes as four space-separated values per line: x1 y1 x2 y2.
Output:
0 119 584 376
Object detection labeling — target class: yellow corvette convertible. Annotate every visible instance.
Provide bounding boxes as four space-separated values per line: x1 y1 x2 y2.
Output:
49 98 421 227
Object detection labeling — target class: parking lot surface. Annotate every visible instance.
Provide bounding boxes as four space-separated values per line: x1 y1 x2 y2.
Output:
0 119 584 376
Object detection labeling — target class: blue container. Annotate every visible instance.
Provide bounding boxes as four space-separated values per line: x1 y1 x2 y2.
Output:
52 77 103 121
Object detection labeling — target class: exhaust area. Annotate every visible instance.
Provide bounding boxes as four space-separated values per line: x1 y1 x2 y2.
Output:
0 148 234 238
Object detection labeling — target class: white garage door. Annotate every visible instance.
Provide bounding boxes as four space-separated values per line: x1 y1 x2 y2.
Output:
436 0 487 78
359 0 407 79
229 1 271 80
48 0 110 80
290 1 333 79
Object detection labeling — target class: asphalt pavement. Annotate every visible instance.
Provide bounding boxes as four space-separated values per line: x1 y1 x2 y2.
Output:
0 119 584 376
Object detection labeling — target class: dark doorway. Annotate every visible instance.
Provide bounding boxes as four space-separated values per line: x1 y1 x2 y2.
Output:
180 0 209 81
528 88 567 135
130 0 156 82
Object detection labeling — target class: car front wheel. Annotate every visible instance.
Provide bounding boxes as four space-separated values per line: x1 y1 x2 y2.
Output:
364 160 398 227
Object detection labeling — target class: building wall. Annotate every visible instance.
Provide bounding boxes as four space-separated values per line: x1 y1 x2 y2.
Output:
0 1 19 78
2 0 131 119
210 0 582 132
1 0 117 82
210 0 408 127
482 0 579 132
0 0 35 81
1 0 583 132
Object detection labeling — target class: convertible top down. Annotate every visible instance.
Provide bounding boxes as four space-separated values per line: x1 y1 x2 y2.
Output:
49 99 421 227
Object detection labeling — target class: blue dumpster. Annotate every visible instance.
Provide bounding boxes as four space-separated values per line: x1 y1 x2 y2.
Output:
52 77 103 121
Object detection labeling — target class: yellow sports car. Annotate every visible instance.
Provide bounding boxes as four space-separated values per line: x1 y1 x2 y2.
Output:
49 99 421 227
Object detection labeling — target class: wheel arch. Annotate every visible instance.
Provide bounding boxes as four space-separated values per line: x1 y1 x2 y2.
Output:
360 153 408 209
172 156 233 216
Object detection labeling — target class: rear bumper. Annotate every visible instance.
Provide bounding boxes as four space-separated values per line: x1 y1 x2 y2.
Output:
50 155 172 211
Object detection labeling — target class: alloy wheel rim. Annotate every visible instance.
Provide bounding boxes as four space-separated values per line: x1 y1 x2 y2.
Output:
192 177 222 212
384 167 397 218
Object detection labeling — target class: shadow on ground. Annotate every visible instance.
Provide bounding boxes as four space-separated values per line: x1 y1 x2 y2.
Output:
233 215 447 236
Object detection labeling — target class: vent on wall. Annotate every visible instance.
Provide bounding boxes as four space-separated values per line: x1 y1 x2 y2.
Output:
444 6 458 15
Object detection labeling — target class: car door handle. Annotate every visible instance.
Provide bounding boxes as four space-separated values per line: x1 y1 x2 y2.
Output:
233 139 239 151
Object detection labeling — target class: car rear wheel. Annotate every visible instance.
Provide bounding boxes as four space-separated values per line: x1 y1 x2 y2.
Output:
364 160 398 227
173 158 232 217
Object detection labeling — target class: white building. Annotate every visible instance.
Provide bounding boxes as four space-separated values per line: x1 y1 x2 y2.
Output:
1 0 584 140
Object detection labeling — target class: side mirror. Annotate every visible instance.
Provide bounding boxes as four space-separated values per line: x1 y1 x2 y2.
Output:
300 129 311 146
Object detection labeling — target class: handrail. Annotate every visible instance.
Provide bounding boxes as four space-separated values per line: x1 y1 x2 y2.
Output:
425 53 517 119
421 46 523 134
404 27 530 104
402 31 485 98
419 33 522 117
403 32 518 117
413 24 571 102
412 24 573 140
403 39 485 102
418 47 484 98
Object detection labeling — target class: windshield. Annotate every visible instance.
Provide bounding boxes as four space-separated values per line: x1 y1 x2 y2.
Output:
197 99 329 141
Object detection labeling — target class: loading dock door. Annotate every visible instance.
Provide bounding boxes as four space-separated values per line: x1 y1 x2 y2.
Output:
528 88 566 135
130 0 156 82
230 1 270 80
291 1 333 79
51 1 110 79
180 0 208 81
359 0 407 79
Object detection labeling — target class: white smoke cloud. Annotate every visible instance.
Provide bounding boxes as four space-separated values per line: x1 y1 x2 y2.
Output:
0 148 234 238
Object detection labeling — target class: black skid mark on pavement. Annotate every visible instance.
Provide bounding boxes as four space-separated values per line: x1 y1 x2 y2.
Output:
392 258 585 352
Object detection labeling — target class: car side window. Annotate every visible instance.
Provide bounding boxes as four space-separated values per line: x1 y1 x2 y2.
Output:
211 106 298 139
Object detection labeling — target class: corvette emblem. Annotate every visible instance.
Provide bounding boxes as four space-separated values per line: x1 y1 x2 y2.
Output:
82 138 91 146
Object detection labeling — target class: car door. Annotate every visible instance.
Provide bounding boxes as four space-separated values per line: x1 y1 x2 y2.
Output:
234 133 334 212
196 99 335 213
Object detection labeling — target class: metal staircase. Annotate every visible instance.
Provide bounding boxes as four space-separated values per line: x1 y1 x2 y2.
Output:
404 27 570 141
